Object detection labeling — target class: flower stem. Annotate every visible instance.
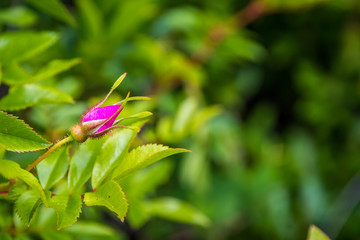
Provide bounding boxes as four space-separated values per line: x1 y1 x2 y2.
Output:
26 136 73 172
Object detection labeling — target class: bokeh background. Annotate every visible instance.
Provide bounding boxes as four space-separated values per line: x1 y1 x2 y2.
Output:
1 0 360 239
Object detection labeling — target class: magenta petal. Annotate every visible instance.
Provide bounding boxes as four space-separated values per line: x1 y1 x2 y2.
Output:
83 105 122 122
95 110 122 133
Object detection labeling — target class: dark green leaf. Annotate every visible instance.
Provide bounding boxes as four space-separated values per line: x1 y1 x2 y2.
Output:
26 0 76 26
0 111 50 152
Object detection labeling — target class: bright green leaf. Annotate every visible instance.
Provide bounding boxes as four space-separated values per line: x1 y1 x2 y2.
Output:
0 6 37 27
173 97 198 133
26 0 76 26
2 62 31 85
3 58 82 85
68 138 106 193
113 144 190 181
0 111 51 152
0 84 74 111
15 190 41 226
91 128 137 189
33 58 82 82
144 197 210 228
307 225 331 240
0 31 58 63
110 73 127 94
0 160 47 206
48 193 82 230
63 221 116 237
40 232 72 240
37 146 69 190
84 180 128 221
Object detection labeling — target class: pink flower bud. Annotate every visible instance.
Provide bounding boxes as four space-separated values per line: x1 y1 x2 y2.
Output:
71 73 129 142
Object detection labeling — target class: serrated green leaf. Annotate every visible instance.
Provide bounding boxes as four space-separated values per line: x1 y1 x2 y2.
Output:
8 182 27 200
68 138 106 193
0 111 50 152
0 31 58 63
144 197 210 228
91 128 137 189
26 0 76 26
112 144 190 181
0 84 74 111
63 221 116 237
0 160 47 206
0 6 37 27
3 58 82 85
48 193 82 230
307 225 331 240
37 146 69 190
15 190 41 226
84 180 128 221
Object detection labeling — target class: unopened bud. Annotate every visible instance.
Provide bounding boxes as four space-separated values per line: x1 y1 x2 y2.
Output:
71 124 87 142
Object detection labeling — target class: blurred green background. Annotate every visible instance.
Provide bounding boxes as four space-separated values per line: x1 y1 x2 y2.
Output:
1 0 360 239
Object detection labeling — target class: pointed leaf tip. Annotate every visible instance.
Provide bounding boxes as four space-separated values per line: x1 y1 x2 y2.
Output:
110 73 127 93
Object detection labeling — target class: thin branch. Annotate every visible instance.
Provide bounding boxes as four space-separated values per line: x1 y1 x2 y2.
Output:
25 136 73 172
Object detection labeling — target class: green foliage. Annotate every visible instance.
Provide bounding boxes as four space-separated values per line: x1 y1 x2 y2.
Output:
14 190 42 226
84 180 128 221
2 0 358 239
0 84 74 111
25 0 76 26
68 138 105 193
0 111 50 152
143 197 211 228
0 160 47 206
0 31 58 63
0 6 37 27
113 144 190 181
63 222 116 237
37 146 69 190
91 128 137 189
48 193 82 230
